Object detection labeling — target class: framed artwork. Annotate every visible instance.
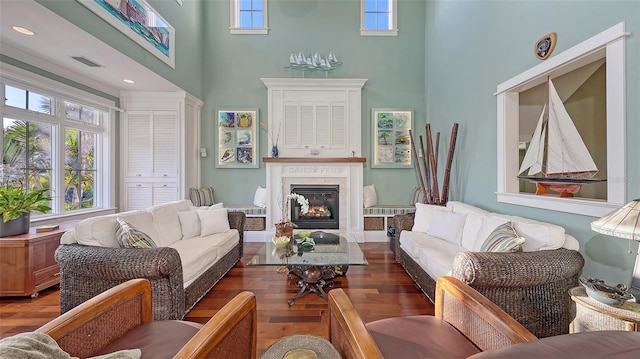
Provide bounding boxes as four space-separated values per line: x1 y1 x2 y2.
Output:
77 0 175 68
216 109 259 168
372 109 413 168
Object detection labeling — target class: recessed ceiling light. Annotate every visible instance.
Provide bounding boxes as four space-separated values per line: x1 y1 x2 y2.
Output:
123 79 135 84
12 26 35 36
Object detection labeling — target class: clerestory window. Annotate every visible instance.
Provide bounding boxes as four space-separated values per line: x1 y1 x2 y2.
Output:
361 0 398 36
230 0 269 35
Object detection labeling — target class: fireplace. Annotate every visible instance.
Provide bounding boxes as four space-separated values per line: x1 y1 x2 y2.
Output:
290 184 339 229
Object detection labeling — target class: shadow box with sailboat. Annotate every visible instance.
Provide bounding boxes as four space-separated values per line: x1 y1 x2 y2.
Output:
518 75 607 198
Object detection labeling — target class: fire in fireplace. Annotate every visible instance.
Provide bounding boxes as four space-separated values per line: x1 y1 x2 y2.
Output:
290 184 339 229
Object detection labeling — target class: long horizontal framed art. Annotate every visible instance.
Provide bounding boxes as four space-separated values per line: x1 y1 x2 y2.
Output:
77 0 175 68
216 109 259 168
372 109 413 168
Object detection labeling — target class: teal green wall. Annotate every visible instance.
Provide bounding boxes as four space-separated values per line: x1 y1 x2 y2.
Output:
6 0 640 286
423 0 640 285
199 0 426 206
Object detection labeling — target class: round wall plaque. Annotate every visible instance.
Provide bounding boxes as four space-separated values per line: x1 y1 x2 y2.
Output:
535 32 557 60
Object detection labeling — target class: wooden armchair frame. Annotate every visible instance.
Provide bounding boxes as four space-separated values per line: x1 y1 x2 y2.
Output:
37 278 257 359
328 276 537 359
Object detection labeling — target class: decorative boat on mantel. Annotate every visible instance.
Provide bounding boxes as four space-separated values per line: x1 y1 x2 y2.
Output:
518 77 606 197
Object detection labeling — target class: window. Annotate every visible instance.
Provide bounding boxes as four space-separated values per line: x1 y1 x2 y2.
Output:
230 0 268 35
361 0 398 36
2 79 112 220
495 22 628 217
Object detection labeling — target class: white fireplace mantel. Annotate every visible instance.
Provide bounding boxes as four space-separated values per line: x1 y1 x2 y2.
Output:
261 78 368 242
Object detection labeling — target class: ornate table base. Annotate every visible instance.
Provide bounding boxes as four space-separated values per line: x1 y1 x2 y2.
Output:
287 264 349 306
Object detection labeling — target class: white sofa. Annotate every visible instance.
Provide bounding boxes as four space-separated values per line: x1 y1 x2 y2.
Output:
394 201 584 338
55 200 246 320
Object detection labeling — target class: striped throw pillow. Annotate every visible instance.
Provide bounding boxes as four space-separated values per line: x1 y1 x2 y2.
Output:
116 218 157 249
480 221 525 252
189 187 215 207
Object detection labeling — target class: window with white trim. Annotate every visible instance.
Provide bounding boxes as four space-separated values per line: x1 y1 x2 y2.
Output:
361 0 398 36
1 80 111 219
230 0 268 35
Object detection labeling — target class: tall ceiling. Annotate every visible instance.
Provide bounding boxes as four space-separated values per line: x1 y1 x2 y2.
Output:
0 0 180 97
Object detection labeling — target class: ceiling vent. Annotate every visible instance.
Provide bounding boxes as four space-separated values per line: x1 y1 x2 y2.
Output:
71 56 103 68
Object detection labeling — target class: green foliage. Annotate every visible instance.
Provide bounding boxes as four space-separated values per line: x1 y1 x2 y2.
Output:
0 186 52 223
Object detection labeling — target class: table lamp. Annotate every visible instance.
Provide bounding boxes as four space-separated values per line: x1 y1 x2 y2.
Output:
590 199 640 297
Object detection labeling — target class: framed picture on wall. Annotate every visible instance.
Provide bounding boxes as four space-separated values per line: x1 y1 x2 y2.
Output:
372 109 413 168
216 109 259 168
77 0 175 68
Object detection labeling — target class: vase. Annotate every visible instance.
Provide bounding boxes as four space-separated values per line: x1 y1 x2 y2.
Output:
0 213 30 237
275 224 293 239
271 145 279 157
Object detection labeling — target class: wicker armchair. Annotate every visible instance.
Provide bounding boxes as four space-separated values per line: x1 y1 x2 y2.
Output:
55 211 246 321
328 276 537 359
393 213 585 338
37 278 257 358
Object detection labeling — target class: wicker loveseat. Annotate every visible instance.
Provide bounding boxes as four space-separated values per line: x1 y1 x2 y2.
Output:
55 200 245 321
393 201 584 338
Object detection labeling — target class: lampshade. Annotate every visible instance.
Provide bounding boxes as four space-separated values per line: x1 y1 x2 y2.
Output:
591 199 640 241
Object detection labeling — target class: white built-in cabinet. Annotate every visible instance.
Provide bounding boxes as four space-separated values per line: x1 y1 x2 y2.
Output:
120 92 203 211
262 78 367 158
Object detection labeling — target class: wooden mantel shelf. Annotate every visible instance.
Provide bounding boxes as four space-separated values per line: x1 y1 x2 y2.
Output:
263 157 366 163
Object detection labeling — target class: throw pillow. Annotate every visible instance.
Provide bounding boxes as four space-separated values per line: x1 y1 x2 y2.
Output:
412 203 450 233
411 186 426 205
177 210 201 239
115 218 157 249
253 186 267 208
426 210 467 245
189 187 215 207
198 208 230 236
480 221 526 252
363 184 377 208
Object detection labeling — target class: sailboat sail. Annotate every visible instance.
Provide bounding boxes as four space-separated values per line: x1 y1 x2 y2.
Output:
519 78 598 178
519 104 546 176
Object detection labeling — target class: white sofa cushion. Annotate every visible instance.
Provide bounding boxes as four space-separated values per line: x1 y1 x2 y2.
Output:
197 208 230 236
416 238 465 279
427 210 467 245
150 200 192 246
412 203 451 233
169 229 238 287
400 230 435 259
447 201 490 216
177 210 201 239
74 211 156 248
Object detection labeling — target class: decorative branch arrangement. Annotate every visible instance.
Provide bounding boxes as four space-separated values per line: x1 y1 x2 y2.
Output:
409 123 459 206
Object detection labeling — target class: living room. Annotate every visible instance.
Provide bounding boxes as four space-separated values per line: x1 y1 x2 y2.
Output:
1 0 640 357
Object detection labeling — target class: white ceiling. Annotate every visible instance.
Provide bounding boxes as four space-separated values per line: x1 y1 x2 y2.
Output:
0 0 181 97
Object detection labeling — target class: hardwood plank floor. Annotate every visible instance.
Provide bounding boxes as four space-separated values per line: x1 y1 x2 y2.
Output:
0 242 434 356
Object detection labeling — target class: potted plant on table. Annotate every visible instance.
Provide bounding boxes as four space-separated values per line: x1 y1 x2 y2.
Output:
0 175 52 237
275 192 309 239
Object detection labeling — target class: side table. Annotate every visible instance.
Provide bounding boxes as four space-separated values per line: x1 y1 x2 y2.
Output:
569 286 640 332
0 221 75 297
261 334 340 359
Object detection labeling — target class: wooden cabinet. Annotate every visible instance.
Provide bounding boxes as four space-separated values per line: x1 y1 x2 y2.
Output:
0 222 74 297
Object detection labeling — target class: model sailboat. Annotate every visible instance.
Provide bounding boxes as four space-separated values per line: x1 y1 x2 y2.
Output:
518 77 605 197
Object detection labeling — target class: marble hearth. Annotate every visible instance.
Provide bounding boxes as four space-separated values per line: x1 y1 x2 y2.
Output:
265 157 365 242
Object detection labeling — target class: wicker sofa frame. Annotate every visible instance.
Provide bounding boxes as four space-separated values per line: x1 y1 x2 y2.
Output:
393 213 585 339
55 212 245 321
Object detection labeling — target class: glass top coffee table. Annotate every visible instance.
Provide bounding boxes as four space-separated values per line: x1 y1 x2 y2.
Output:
248 231 368 306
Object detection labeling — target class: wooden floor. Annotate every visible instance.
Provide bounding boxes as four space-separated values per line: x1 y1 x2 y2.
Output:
0 242 434 356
